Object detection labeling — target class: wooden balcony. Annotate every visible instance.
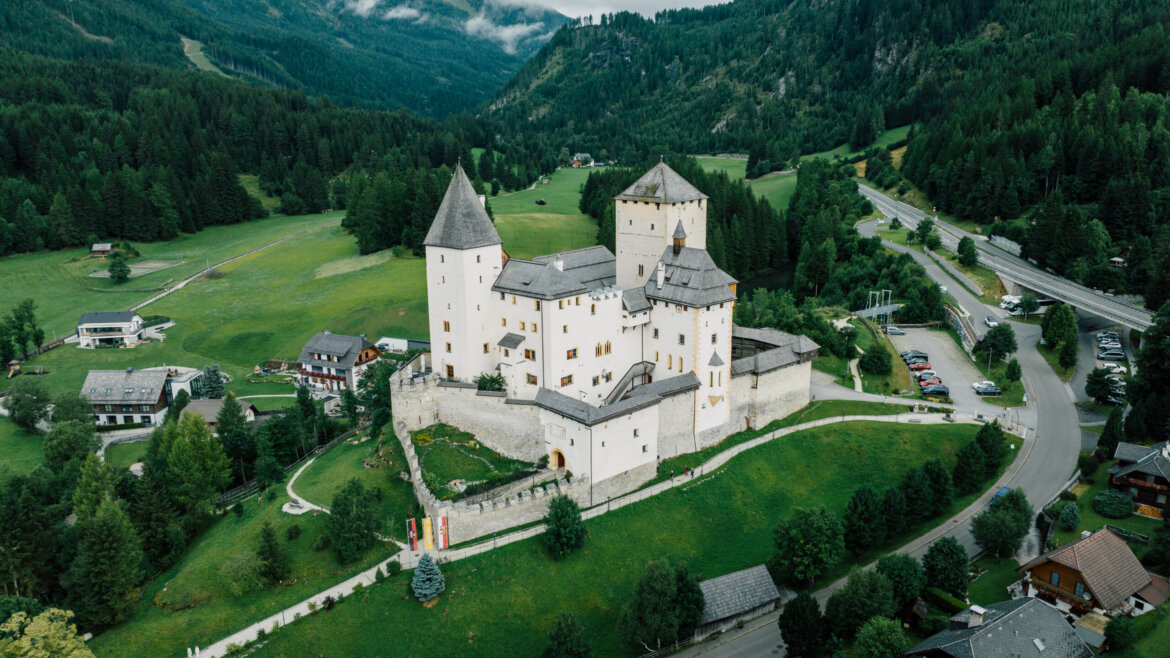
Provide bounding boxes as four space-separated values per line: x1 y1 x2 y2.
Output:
300 369 345 382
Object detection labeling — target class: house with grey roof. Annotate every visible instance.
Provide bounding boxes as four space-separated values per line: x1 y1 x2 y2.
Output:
694 565 788 639
182 397 258 431
1109 441 1170 508
904 599 1092 658
77 311 144 349
81 367 169 426
297 331 381 392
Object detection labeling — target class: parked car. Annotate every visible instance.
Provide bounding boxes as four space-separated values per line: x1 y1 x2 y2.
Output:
915 370 938 380
1098 363 1127 374
919 378 942 388
972 380 995 390
1096 331 1120 340
885 326 906 335
985 316 999 328
901 350 928 361
906 357 929 366
975 385 1003 396
1105 396 1125 406
1098 349 1126 361
909 362 933 371
1099 341 1122 350
991 486 1013 506
921 385 950 396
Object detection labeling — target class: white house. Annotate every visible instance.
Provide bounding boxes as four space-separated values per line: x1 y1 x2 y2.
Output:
297 332 382 391
77 311 144 348
395 163 817 498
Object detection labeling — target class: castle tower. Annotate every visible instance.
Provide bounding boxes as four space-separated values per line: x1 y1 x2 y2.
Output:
615 162 708 289
424 164 503 382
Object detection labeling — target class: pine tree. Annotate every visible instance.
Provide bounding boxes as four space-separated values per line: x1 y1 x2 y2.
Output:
923 537 968 598
825 570 894 640
900 467 933 523
340 388 360 428
976 422 1007 479
881 487 908 538
674 567 705 641
107 253 130 284
327 479 380 563
130 463 186 571
167 413 231 516
543 613 591 658
411 553 445 602
217 394 255 485
543 494 586 559
201 364 225 399
72 454 116 522
1098 406 1125 457
777 591 824 658
922 458 954 517
843 484 884 554
951 442 986 495
65 500 144 629
1005 359 1022 388
256 522 291 584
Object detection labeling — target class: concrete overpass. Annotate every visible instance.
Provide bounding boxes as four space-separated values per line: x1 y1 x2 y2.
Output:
859 186 1154 331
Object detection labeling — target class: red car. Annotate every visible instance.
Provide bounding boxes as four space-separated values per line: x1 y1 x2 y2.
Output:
918 378 941 388
909 361 933 370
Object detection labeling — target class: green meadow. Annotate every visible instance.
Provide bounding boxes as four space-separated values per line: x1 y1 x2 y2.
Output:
254 421 989 657
0 418 43 476
490 167 599 259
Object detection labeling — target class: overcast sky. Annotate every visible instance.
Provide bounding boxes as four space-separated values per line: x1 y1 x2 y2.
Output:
540 1 728 19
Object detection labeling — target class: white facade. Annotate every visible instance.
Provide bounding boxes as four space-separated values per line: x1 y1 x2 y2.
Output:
77 312 144 349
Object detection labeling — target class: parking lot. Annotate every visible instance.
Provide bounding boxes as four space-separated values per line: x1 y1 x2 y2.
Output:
888 328 1002 413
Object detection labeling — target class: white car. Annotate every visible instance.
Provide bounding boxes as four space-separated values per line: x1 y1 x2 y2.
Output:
985 316 998 328
1099 341 1122 350
1098 363 1127 374
972 380 995 390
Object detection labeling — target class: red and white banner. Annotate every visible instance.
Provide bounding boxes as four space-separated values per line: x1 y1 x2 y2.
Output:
407 518 418 551
438 516 449 549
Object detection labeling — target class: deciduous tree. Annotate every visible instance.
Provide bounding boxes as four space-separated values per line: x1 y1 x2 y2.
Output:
923 537 968 598
777 591 824 658
0 609 93 657
844 484 884 554
3 378 50 432
543 613 591 658
952 441 986 495
957 236 978 267
855 616 914 658
825 569 894 639
1005 359 1022 387
327 478 380 564
772 506 844 586
876 554 926 610
620 560 679 651
543 494 586 559
1085 368 1115 405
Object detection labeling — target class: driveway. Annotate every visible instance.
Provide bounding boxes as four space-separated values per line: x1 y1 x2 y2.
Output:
887 329 1001 416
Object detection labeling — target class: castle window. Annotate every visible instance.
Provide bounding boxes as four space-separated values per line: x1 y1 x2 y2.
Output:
711 333 717 344
638 264 644 277
520 321 526 331
575 296 581 305
633 429 639 438
479 276 482 283
679 357 684 371
650 224 654 231
484 343 490 354
440 255 444 263
532 323 538 333
560 374 573 386
443 321 450 332
653 328 659 338
655 351 659 361
601 441 605 447
678 334 685 345
535 300 541 311
605 341 611 355
590 304 596 316
445 342 452 353
563 325 568 333
567 348 578 359
592 376 600 386
559 300 564 309
503 348 510 357
476 255 481 263
524 349 536 360
512 295 517 305
642 445 647 453
604 372 612 382
719 372 722 385
527 373 537 385
500 292 505 300
441 276 446 284
668 354 673 369
710 372 714 386
501 318 507 327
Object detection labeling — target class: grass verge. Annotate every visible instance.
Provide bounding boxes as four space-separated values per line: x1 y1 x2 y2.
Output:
0 417 43 476
967 556 1022 606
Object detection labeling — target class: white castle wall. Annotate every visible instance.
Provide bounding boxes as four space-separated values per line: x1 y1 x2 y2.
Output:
729 360 813 432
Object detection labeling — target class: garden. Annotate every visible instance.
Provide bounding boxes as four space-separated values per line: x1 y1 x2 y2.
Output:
410 424 538 501
1044 463 1161 551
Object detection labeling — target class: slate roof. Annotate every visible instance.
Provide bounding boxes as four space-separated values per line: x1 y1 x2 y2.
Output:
904 599 1091 658
616 162 708 204
493 259 589 300
91 243 112 251
81 368 168 405
423 164 502 250
672 221 687 239
534 372 699 426
697 565 782 626
1109 441 1170 482
622 288 651 314
298 332 375 369
182 398 257 423
708 352 725 367
498 332 526 349
532 245 616 291
645 246 737 307
730 326 820 376
1018 529 1151 610
78 311 140 326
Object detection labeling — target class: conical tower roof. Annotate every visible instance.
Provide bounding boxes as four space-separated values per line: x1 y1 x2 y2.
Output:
616 162 708 203
424 164 502 250
672 221 688 239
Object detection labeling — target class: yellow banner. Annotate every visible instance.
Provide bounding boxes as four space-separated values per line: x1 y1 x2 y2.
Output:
422 517 434 551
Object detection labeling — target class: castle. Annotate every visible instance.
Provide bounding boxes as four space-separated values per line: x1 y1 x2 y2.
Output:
392 162 818 505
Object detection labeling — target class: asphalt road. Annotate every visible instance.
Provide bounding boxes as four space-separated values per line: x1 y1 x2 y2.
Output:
683 221 1083 658
859 185 1152 330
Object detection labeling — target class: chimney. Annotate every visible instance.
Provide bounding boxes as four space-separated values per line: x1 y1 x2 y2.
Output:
967 605 988 628
553 257 564 271
656 261 665 289
1081 530 1092 539
477 194 486 208
672 221 687 256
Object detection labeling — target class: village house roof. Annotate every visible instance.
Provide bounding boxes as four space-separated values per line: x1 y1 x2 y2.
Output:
697 565 783 627
497 332 526 349
423 163 502 251
616 162 708 204
534 372 700 426
182 398 257 423
645 246 737 307
622 288 651 314
730 326 820 376
298 332 376 370
1018 529 1152 610
78 311 140 326
91 243 112 252
904 598 1091 658
532 246 616 291
81 368 168 405
1110 441 1170 481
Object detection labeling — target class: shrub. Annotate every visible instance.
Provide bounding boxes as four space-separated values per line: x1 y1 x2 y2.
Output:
1077 453 1099 477
312 535 331 551
1105 616 1137 650
385 561 402 579
859 350 892 375
923 587 967 614
286 524 301 541
1092 489 1135 519
375 567 386 582
1058 502 1081 531
1058 490 1077 502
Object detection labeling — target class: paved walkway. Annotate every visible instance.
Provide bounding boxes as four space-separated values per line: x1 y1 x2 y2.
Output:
199 408 1017 657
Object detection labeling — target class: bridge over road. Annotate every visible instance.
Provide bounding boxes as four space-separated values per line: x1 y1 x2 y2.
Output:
859 185 1154 331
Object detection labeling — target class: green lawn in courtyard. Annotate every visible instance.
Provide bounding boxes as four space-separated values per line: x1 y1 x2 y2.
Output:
253 421 993 658
4 225 429 400
967 556 1021 606
88 490 396 658
0 210 342 345
411 424 533 498
106 441 149 470
1046 467 1161 549
0 417 43 476
294 432 419 540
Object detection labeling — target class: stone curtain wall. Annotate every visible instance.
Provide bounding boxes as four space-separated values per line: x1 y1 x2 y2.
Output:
726 360 812 438
393 421 591 545
391 375 544 461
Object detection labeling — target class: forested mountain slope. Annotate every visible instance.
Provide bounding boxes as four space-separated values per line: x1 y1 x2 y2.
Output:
0 0 568 116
